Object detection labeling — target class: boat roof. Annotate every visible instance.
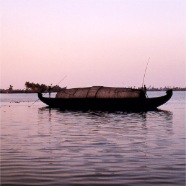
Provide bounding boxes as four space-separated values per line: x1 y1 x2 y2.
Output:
56 86 144 99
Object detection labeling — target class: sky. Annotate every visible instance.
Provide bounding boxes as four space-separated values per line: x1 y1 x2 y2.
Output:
0 0 185 89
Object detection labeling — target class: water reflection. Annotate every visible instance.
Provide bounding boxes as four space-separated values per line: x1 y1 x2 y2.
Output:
3 104 184 186
38 107 173 129
37 107 174 149
2 93 185 185
35 108 176 185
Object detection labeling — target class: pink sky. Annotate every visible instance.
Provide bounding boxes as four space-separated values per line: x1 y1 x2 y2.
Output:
1 0 185 89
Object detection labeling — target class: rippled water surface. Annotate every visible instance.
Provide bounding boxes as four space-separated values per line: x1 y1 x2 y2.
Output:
1 92 185 185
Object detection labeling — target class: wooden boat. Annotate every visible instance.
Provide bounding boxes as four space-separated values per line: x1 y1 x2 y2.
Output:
38 86 173 111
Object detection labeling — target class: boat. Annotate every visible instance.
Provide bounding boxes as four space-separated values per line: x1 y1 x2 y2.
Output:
38 86 173 111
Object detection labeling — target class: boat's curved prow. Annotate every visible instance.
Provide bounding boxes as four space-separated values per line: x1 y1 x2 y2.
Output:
38 92 42 100
146 89 173 109
166 89 173 98
38 92 51 106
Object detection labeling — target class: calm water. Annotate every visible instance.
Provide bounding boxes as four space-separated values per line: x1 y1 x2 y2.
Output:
0 91 185 185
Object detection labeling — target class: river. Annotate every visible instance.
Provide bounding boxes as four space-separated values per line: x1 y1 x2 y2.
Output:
0 91 185 185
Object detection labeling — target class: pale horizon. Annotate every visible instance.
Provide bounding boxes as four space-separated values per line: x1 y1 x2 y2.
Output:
1 0 186 89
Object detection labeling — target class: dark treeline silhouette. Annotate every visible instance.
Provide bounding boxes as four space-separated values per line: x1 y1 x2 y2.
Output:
25 82 48 92
0 82 66 93
146 86 186 91
25 82 66 93
0 83 185 93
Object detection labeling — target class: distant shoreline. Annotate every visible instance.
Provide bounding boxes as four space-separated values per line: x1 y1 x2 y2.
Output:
1 87 186 93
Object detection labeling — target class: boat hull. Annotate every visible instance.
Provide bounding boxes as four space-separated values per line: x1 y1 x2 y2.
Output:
38 90 173 111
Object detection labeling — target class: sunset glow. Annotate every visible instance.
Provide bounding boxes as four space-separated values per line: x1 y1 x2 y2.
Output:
1 0 185 89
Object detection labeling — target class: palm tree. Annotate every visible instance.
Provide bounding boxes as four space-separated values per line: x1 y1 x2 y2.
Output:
8 85 13 92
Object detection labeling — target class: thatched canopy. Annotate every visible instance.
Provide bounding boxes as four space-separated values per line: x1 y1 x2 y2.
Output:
56 86 145 99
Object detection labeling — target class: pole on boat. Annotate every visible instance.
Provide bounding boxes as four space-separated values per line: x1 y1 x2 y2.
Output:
142 57 150 88
55 75 67 86
30 75 67 106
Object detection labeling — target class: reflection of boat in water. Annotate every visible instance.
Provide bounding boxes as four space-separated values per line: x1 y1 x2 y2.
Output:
38 86 173 111
141 109 173 122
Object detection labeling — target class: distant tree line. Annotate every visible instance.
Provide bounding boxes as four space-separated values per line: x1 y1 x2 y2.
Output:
25 82 48 92
0 83 185 93
146 86 186 91
0 82 66 93
25 82 65 92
